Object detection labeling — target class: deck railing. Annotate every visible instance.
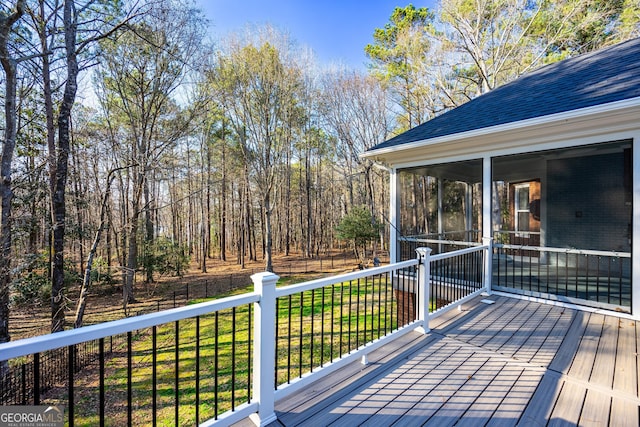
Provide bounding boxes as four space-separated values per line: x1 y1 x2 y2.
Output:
398 235 481 260
0 246 490 427
493 243 632 312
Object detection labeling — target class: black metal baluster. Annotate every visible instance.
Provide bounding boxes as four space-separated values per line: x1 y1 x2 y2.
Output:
33 353 40 405
320 287 325 366
175 321 179 426
555 252 560 294
68 345 74 427
576 253 580 299
248 303 252 398
330 285 335 360
99 338 105 427
195 317 200 425
562 252 567 296
232 307 236 409
385 271 390 334
347 281 353 351
372 274 377 340
619 258 624 306
298 292 304 378
287 295 292 383
362 277 367 345
310 290 315 371
607 257 612 304
377 274 382 339
356 278 361 348
151 326 157 426
275 298 279 387
596 256 601 304
127 332 132 427
214 312 219 419
21 364 26 404
339 282 344 356
585 255 590 301
389 270 395 331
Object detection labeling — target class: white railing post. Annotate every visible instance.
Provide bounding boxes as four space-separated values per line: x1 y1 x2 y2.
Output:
250 272 279 427
415 247 432 334
482 237 493 294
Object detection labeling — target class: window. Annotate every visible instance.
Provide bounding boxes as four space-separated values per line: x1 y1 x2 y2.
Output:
514 184 530 235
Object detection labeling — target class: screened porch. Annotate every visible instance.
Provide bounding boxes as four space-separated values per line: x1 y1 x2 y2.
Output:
395 140 633 313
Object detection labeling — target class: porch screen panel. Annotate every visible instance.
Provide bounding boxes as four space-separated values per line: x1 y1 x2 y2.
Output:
491 140 632 313
396 159 482 260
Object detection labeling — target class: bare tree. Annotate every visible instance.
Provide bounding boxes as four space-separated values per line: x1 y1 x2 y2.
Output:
211 27 303 272
0 0 25 347
94 0 206 306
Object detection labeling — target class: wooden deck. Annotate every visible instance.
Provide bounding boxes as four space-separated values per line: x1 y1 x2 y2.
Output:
251 295 640 426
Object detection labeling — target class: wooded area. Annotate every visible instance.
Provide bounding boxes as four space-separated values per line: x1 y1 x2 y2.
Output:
0 0 638 344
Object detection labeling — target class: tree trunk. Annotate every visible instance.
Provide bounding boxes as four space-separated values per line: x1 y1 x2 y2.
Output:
220 137 227 261
74 169 122 328
51 0 79 333
0 0 25 346
305 149 312 258
144 179 154 283
264 191 273 272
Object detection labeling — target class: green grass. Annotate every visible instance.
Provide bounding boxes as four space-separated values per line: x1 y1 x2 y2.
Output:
73 275 405 426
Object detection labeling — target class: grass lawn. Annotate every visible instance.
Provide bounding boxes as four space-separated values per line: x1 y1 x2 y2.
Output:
72 274 419 426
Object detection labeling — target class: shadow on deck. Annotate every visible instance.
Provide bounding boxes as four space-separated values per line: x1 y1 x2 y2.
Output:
239 295 640 426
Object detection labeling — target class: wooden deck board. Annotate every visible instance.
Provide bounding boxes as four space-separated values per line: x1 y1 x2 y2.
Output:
465 300 530 348
242 296 640 427
548 310 589 374
275 334 445 426
609 397 640 426
486 368 544 427
514 372 563 426
589 314 619 388
438 296 520 340
527 307 575 367
613 319 638 397
579 389 612 426
296 343 466 426
547 381 586 425
493 303 553 359
567 313 605 381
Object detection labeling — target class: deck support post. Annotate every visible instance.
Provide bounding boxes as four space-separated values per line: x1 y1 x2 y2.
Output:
250 272 279 427
415 247 432 334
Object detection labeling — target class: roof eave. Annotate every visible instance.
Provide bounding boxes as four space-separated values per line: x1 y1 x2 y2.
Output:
362 97 640 165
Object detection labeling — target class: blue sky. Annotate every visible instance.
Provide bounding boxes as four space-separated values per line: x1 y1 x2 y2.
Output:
196 1 438 70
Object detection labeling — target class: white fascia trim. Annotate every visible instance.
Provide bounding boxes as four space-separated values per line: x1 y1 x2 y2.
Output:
362 97 640 160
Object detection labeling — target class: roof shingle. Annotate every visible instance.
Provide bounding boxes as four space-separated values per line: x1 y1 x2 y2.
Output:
368 37 640 152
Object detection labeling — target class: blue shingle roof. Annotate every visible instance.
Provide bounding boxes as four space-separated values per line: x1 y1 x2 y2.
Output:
368 37 640 152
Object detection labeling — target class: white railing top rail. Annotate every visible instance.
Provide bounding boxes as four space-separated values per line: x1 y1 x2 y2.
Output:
398 237 482 248
495 243 631 258
0 292 260 362
400 230 481 237
494 230 541 236
430 244 489 262
275 259 418 298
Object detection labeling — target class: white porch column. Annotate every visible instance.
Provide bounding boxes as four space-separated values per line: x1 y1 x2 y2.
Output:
438 179 444 253
250 272 279 427
415 247 432 334
633 137 640 318
482 156 493 293
390 167 398 264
